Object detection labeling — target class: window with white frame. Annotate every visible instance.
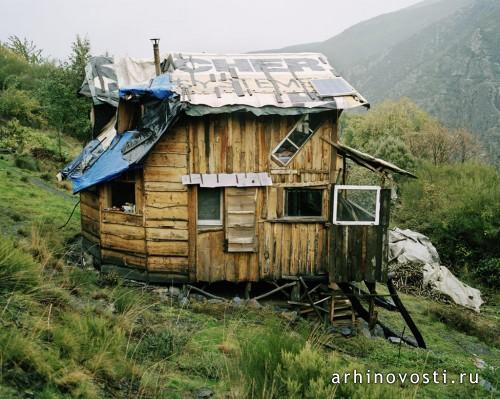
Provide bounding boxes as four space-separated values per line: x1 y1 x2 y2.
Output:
333 185 381 225
197 187 223 226
271 113 326 166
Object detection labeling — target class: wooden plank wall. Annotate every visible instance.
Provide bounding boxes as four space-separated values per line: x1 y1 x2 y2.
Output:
143 121 190 279
329 189 391 283
184 112 339 282
80 111 339 283
80 189 101 261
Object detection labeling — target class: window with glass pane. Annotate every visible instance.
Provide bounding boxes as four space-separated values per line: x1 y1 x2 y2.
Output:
198 187 222 225
285 188 323 217
272 113 326 166
333 185 380 225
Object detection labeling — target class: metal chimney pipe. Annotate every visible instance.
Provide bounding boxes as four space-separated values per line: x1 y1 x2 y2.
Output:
150 38 161 76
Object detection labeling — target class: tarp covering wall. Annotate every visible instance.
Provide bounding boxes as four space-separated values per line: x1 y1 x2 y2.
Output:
68 131 134 193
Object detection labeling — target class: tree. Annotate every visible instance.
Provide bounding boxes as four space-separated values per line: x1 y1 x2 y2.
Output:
451 128 482 163
5 35 44 64
68 35 91 83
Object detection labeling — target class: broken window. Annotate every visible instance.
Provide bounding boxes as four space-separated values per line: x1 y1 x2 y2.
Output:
272 113 326 166
106 171 137 213
198 187 223 226
285 188 323 217
333 185 381 225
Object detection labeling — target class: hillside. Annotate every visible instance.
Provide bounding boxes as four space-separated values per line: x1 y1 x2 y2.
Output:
0 134 499 398
275 0 500 163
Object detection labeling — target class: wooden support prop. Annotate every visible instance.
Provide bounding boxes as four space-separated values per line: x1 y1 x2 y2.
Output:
300 283 321 301
251 281 297 301
186 285 224 301
299 277 323 321
244 282 252 300
272 281 290 299
288 296 330 307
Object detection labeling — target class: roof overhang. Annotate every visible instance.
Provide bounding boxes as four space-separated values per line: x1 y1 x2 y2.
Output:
323 138 417 179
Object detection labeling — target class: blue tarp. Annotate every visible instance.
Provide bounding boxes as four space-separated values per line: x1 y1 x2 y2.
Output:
119 74 174 100
69 131 136 193
61 138 102 179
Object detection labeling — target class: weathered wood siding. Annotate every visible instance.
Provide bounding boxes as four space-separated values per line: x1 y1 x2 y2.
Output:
80 189 101 261
330 188 391 283
186 112 338 282
143 121 190 280
79 112 339 282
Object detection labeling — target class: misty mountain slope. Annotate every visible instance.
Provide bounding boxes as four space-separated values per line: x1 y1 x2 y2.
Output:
274 0 499 162
276 0 473 73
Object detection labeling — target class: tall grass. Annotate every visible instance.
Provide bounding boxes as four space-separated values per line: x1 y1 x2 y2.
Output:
0 237 40 293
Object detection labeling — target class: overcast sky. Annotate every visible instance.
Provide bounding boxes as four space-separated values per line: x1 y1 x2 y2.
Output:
1 0 422 60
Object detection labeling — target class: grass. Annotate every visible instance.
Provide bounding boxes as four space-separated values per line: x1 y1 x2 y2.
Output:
0 128 498 398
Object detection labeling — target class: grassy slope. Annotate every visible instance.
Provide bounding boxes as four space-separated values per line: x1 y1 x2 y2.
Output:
0 130 498 398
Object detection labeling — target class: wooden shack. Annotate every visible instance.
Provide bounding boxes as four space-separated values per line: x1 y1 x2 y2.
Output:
64 52 413 285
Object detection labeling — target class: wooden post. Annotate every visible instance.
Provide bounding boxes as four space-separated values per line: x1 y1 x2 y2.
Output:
291 282 301 302
244 282 252 299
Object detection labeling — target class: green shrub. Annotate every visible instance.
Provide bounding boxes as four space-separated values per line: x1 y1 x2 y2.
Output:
238 322 305 397
14 154 39 171
0 87 45 127
0 118 28 152
473 258 500 288
394 162 500 271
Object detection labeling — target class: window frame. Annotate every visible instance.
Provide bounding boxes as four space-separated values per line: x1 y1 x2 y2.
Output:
271 114 322 166
197 187 223 226
284 187 325 219
332 185 381 226
104 170 140 214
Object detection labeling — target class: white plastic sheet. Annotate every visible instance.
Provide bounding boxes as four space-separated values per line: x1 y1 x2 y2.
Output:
390 228 483 312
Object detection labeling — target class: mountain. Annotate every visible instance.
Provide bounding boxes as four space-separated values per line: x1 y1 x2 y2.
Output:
274 0 500 163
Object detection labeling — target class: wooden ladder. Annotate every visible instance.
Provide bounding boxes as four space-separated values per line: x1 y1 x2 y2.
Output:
330 292 356 327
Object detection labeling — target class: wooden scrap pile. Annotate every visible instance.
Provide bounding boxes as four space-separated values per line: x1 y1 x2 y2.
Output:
389 262 450 303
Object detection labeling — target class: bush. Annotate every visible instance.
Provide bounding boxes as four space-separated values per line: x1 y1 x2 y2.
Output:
0 118 28 152
14 154 40 171
0 87 45 127
238 322 305 397
394 162 500 271
473 258 500 288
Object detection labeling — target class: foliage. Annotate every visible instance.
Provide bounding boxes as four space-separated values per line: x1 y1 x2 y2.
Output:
0 118 29 152
5 35 44 64
473 258 500 288
238 321 305 396
393 161 500 271
14 154 40 171
341 99 483 169
0 87 45 127
0 37 91 142
68 35 91 82
35 66 91 142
